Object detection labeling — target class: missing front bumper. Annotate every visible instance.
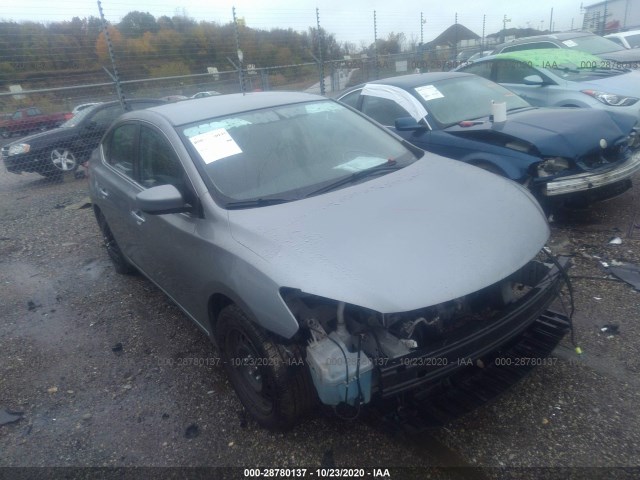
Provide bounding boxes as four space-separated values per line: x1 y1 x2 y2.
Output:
375 257 570 399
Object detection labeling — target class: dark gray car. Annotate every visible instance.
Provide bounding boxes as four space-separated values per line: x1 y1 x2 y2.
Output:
89 91 571 429
2 99 164 178
491 31 640 65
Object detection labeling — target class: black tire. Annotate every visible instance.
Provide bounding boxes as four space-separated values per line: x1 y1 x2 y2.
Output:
96 212 136 275
216 305 316 430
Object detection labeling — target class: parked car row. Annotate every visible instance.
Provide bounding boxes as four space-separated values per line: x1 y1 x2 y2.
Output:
488 31 640 65
339 70 640 208
84 91 577 430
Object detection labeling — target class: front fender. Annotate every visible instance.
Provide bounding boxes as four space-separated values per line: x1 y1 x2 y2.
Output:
200 257 300 341
459 151 537 182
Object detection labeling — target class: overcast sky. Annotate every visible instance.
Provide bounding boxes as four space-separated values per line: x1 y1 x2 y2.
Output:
2 0 587 45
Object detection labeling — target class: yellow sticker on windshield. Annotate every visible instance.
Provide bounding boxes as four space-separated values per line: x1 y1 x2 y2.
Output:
189 128 242 164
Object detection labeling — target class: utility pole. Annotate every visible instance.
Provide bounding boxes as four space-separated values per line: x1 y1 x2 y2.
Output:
482 14 486 51
549 8 554 33
232 7 245 94
97 0 126 111
420 12 424 45
454 13 458 61
374 10 379 80
502 15 511 43
316 8 325 96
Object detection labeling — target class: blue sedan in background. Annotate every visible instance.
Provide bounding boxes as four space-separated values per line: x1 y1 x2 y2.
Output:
339 72 640 207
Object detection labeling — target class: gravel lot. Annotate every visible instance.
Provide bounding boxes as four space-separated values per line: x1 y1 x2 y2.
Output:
1 154 639 479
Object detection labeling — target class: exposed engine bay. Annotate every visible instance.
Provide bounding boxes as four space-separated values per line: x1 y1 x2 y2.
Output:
282 251 571 408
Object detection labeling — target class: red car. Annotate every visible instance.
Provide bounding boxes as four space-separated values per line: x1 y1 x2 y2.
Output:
0 107 72 138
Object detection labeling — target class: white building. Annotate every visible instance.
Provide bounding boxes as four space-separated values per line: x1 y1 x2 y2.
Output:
582 0 640 33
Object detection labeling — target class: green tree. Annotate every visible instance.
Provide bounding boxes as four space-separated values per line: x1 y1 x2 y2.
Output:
118 11 158 38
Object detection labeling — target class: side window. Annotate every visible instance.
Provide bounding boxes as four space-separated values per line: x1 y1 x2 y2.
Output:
27 108 41 116
139 126 185 191
339 90 361 108
495 60 541 84
361 96 411 126
104 123 138 178
607 37 624 47
91 105 124 129
459 62 493 80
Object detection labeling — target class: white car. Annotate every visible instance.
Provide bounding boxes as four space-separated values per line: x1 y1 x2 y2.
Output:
71 102 101 115
191 90 221 98
605 30 640 50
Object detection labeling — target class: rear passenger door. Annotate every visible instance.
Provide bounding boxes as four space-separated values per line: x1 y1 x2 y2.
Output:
94 122 142 259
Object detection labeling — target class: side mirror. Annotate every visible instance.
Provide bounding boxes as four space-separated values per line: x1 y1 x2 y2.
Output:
395 116 425 131
136 184 190 214
523 75 545 86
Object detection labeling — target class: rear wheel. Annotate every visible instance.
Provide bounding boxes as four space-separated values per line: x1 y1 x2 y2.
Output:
216 305 315 430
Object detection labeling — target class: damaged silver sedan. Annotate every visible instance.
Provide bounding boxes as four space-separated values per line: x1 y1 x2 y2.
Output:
89 92 571 429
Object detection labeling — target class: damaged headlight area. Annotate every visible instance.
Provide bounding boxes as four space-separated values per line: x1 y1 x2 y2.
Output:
537 157 571 177
628 126 640 150
581 89 639 107
281 251 571 409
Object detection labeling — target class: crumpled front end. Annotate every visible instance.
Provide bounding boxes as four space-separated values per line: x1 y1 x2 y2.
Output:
537 124 640 200
282 250 571 409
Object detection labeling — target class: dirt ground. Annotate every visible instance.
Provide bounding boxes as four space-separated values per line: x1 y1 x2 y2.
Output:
1 160 639 479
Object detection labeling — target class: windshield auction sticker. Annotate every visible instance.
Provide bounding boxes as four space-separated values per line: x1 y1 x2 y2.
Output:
415 85 444 102
335 156 387 172
189 128 242 164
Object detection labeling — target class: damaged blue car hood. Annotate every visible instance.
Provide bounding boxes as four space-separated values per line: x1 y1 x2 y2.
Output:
446 107 635 159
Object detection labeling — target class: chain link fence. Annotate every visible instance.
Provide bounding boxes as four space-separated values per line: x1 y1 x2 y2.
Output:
0 3 578 188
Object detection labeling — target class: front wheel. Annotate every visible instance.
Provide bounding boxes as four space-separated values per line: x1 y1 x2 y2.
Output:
216 305 315 430
46 147 78 176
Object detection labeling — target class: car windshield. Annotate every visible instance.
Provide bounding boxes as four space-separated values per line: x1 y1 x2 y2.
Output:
562 34 626 54
180 100 419 204
416 76 530 127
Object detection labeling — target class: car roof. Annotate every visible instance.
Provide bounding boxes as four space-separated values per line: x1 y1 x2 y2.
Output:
357 72 474 89
494 31 594 50
494 48 603 66
145 91 326 126
605 29 640 37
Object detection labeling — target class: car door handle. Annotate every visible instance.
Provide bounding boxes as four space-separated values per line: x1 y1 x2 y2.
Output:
130 210 145 224
98 187 109 198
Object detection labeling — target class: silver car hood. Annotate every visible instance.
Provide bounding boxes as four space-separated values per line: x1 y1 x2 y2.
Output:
228 156 549 314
